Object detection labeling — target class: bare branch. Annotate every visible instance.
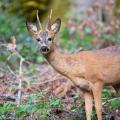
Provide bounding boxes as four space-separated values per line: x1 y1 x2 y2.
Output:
16 57 24 106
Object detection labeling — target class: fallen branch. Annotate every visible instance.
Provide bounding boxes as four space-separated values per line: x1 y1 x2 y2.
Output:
102 97 120 106
0 94 16 101
32 74 63 85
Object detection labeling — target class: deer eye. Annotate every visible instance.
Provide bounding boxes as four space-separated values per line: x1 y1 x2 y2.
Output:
48 38 52 41
36 38 41 42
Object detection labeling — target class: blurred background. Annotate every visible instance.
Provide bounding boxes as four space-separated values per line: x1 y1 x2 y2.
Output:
1 0 120 62
0 0 120 120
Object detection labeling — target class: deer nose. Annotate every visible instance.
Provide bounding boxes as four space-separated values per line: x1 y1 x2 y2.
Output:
41 46 49 52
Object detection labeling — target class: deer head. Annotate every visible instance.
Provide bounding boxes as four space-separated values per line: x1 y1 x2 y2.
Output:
26 10 61 54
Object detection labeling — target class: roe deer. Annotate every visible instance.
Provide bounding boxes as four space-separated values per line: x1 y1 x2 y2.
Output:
26 11 120 120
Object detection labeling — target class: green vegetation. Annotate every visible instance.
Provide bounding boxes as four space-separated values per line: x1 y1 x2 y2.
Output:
0 94 63 120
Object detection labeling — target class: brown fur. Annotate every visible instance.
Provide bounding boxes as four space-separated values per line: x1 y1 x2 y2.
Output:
26 18 120 120
44 45 120 120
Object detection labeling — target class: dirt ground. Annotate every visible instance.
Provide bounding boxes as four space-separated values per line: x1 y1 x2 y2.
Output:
0 63 120 119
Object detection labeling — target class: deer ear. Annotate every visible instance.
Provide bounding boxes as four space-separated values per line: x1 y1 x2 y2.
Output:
51 18 61 33
26 21 38 35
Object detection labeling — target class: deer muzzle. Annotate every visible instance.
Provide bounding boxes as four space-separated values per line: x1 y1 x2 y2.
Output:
40 46 49 53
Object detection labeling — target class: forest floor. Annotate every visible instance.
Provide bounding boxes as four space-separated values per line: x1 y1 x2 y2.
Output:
0 62 120 119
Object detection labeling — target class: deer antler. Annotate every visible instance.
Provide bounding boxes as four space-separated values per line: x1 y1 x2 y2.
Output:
47 9 53 30
36 10 42 30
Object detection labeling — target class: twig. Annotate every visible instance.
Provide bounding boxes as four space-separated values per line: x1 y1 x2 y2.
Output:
6 52 16 61
16 57 24 106
0 94 16 101
32 74 61 85
102 97 120 106
7 65 16 76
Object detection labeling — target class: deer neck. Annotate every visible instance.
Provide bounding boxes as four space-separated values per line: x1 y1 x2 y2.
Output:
44 44 69 75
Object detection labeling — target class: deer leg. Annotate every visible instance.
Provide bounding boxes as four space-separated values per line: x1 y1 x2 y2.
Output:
92 81 103 120
84 91 93 120
113 83 120 96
